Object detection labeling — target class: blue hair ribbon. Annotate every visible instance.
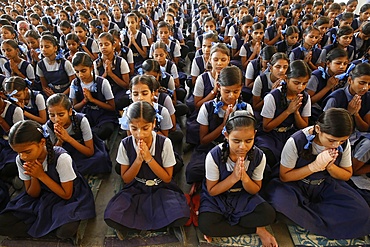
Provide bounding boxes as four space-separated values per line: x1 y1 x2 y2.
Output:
38 125 50 138
160 67 167 79
166 89 174 97
281 26 287 35
90 83 98 93
155 108 164 123
362 58 369 64
304 134 315 150
236 101 247 110
222 125 227 136
331 33 336 44
337 145 343 153
71 84 79 92
317 66 327 79
137 67 144 75
7 90 18 102
96 25 102 29
119 115 130 130
56 49 64 61
280 80 287 86
18 45 26 54
213 100 224 114
24 78 32 87
335 63 356 80
35 48 40 53
300 46 309 53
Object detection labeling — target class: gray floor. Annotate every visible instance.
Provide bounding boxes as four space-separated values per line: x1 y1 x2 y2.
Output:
77 130 295 247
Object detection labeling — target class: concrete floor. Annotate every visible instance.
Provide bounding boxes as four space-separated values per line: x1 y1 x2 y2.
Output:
78 131 295 247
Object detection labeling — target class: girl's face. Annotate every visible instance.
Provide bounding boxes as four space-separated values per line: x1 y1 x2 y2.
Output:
317 24 330 35
305 4 313 14
241 22 253 36
145 70 161 82
40 39 58 58
218 84 242 106
346 1 357 13
256 7 265 18
302 20 313 30
315 125 348 150
313 5 323 14
60 26 71 36
131 82 154 103
327 57 348 75
74 64 94 83
287 75 309 95
59 12 68 21
238 7 249 20
153 48 167 65
266 11 275 23
348 75 370 96
74 26 88 41
79 15 89 24
90 26 97 35
158 27 170 41
339 19 353 27
202 38 212 57
225 126 256 161
113 6 122 17
286 33 299 46
360 9 370 21
126 17 137 30
1 43 18 60
1 29 15 40
199 9 209 20
270 59 289 79
251 28 264 42
164 15 174 26
66 39 79 52
328 10 339 20
304 30 320 46
99 14 110 26
203 21 216 32
337 33 353 47
11 140 46 163
129 118 155 143
18 27 28 37
98 37 115 55
210 51 230 74
122 2 130 11
275 16 287 27
48 104 72 128
7 88 28 101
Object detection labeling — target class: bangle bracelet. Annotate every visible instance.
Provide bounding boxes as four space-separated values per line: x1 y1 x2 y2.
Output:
146 157 154 163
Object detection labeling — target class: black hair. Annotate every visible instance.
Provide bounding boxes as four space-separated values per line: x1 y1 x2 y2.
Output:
66 33 80 43
218 65 243 87
72 51 94 67
4 76 31 94
59 20 72 29
361 22 370 36
284 25 300 37
315 16 330 26
90 19 103 35
303 26 320 36
326 47 348 62
9 120 55 165
350 63 370 79
79 10 91 20
126 101 156 123
24 30 40 40
221 110 257 163
142 59 161 73
129 74 154 92
260 45 277 60
341 12 354 21
360 3 370 13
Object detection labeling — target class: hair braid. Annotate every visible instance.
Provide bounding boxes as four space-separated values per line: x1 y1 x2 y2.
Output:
221 138 230 164
71 111 82 142
280 82 288 108
45 136 55 165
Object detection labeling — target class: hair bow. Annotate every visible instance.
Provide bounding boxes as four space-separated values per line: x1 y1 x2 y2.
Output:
137 67 144 75
24 78 32 87
38 125 50 138
90 82 98 93
18 45 27 54
331 33 336 44
361 58 369 64
317 66 327 79
281 27 287 35
337 145 343 153
222 125 227 136
119 115 130 130
71 84 79 92
280 80 287 86
335 63 356 80
7 89 18 102
160 67 167 79
155 108 163 123
213 100 224 114
236 101 247 110
96 25 102 29
56 49 64 61
300 46 309 53
304 134 315 150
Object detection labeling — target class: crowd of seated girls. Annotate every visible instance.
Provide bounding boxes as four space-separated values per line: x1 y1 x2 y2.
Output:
0 0 369 244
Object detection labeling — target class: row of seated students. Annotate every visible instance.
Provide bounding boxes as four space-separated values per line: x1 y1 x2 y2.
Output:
0 0 369 244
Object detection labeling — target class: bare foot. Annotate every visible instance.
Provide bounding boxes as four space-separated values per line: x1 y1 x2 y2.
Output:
256 227 278 247
204 234 212 243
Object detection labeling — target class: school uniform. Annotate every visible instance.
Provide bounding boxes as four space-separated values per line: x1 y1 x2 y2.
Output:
1 147 96 238
46 112 112 175
255 87 311 165
186 99 253 184
70 76 118 140
190 55 206 78
351 32 370 59
121 30 149 71
112 16 126 29
231 33 247 54
104 132 190 230
275 40 300 56
264 24 286 44
200 144 271 234
36 57 75 94
82 37 100 55
265 127 370 239
3 60 35 80
289 45 322 65
94 55 130 110
117 44 134 66
252 72 274 101
22 90 45 118
318 43 355 63
0 101 23 172
0 179 9 211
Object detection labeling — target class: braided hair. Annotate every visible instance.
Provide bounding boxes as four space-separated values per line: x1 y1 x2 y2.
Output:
221 110 257 163
4 76 34 104
9 120 55 165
